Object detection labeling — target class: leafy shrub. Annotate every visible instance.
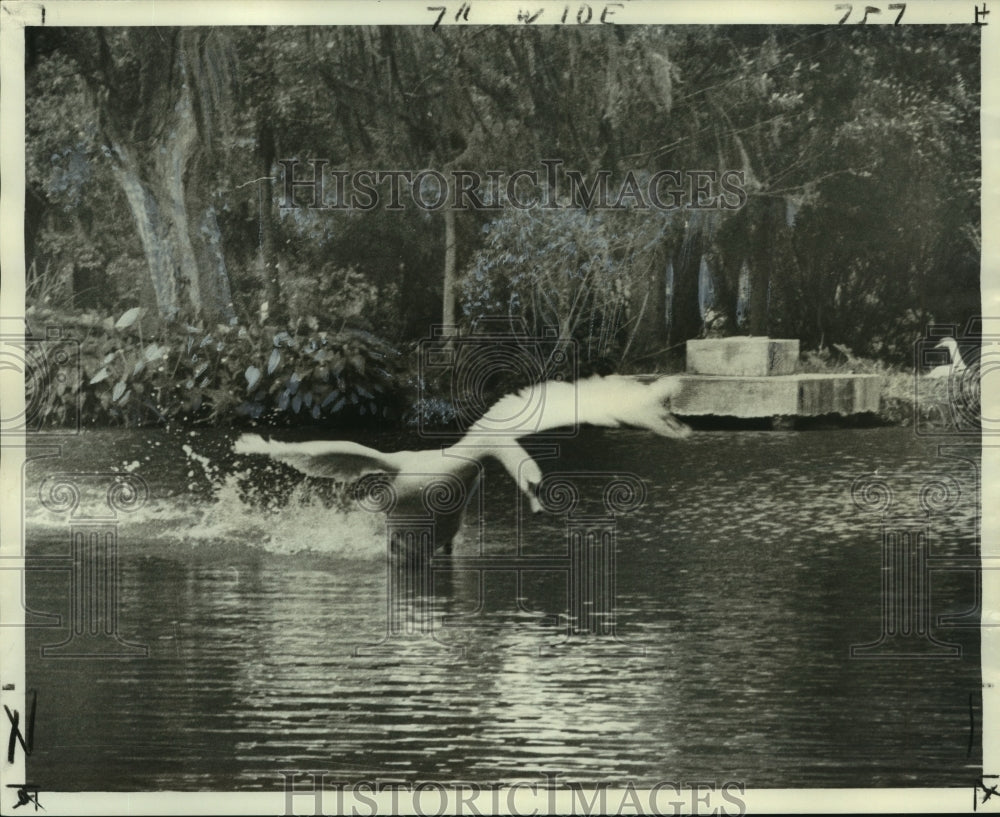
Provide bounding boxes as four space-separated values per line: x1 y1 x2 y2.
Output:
461 206 666 367
281 263 383 334
27 305 403 428
397 371 460 429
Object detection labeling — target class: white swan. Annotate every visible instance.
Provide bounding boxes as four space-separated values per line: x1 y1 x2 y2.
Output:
926 337 967 379
234 374 690 555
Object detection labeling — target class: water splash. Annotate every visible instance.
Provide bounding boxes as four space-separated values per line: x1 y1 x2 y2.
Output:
200 470 387 559
26 444 388 561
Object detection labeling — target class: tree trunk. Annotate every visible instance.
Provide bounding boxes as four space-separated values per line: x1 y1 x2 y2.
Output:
671 230 704 343
748 201 779 336
710 244 741 333
256 121 285 324
109 144 189 320
101 33 235 324
441 206 458 344
650 243 670 346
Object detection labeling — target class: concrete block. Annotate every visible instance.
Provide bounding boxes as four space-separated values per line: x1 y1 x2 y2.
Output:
672 374 883 417
796 374 882 415
686 337 800 377
673 375 800 417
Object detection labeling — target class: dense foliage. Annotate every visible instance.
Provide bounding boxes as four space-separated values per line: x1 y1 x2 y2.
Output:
29 305 404 428
23 25 980 427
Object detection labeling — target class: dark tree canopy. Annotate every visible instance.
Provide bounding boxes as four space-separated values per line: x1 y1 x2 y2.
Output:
24 24 980 426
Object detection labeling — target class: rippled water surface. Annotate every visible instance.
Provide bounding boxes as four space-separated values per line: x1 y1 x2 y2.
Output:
24 427 981 789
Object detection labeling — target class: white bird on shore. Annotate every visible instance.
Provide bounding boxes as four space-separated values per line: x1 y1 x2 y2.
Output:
234 375 691 556
926 337 967 379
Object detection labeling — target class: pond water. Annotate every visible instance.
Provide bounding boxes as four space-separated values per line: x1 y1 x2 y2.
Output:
22 426 981 790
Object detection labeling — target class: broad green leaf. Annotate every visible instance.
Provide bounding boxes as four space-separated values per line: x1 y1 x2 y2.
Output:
267 348 281 374
114 307 143 330
245 366 262 391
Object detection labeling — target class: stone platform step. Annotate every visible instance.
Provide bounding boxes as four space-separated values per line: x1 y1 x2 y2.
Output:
670 373 882 418
687 337 799 377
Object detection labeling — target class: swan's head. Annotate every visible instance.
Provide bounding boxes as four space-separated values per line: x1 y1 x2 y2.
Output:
654 410 692 439
481 441 545 513
518 458 544 514
644 377 692 439
932 337 970 372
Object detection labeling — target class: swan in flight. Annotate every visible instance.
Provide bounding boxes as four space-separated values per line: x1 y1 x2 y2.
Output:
234 374 690 556
925 337 967 379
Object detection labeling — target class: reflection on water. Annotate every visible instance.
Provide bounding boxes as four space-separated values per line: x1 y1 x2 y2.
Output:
24 427 981 789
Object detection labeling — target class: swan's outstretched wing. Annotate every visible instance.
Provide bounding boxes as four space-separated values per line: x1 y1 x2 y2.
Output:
572 375 690 437
234 434 400 479
470 374 690 438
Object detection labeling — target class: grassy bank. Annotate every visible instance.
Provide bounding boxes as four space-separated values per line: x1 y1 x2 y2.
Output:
798 344 978 431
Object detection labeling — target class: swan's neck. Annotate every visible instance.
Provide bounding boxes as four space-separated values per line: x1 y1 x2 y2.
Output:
456 434 543 512
939 338 965 368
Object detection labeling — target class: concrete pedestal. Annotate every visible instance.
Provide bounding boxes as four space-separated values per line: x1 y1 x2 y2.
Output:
686 337 800 377
671 373 882 418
